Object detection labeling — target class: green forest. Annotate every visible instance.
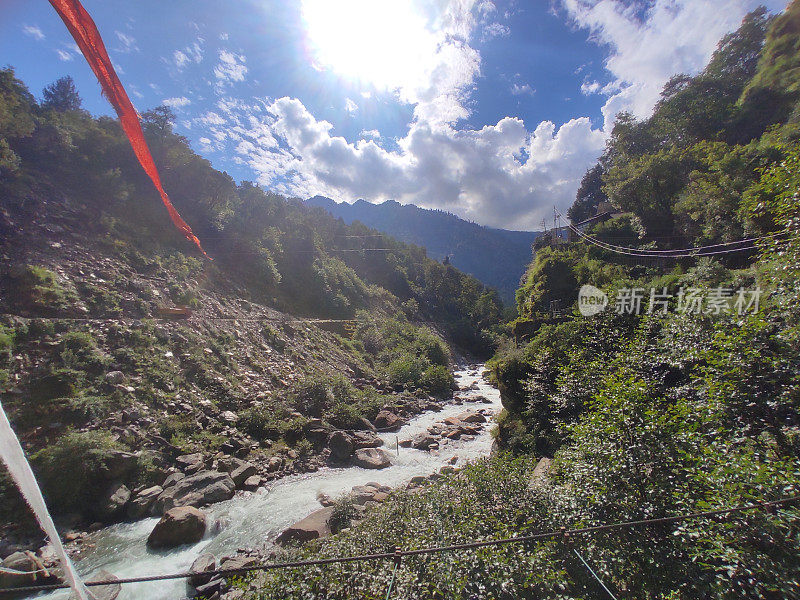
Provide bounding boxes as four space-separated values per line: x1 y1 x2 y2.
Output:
237 4 800 599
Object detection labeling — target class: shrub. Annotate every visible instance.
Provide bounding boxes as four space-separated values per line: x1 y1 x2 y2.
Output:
10 265 77 313
327 402 364 429
31 430 122 514
328 495 358 534
291 376 334 417
386 355 428 388
420 364 454 397
239 406 290 440
159 415 195 442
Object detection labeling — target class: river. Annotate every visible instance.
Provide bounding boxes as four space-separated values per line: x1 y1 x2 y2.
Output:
38 365 500 600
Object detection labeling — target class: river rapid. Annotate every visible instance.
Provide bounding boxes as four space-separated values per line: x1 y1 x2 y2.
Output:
38 365 501 600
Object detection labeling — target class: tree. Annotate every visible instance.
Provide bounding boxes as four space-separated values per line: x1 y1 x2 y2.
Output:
141 105 176 139
568 164 608 223
41 76 82 112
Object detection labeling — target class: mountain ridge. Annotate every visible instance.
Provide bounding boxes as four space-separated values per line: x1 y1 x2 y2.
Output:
305 196 539 304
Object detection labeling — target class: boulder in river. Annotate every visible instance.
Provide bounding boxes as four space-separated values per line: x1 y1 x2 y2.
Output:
153 471 235 515
275 507 334 545
457 410 487 424
352 448 391 469
230 461 258 487
189 553 216 587
350 431 384 449
411 433 439 450
373 410 402 431
147 506 207 549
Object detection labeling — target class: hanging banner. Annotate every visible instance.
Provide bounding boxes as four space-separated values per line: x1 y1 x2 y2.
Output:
47 0 207 257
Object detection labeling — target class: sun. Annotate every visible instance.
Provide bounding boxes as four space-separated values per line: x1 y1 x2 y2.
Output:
301 0 437 93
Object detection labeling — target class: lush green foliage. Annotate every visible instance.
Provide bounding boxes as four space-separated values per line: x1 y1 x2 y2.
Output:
31 430 123 514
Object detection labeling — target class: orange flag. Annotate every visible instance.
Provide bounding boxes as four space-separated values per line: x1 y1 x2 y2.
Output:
47 0 207 257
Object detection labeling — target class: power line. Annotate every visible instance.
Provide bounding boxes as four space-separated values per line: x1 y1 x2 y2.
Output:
568 224 774 259
3 494 796 595
555 207 793 258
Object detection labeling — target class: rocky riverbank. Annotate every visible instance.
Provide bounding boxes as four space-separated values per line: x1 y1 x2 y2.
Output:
0 366 496 598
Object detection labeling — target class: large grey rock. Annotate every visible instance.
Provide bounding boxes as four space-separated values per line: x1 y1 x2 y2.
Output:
528 457 552 489
352 448 391 469
373 410 402 431
98 483 130 521
147 507 207 549
0 551 56 591
350 431 383 449
2 552 39 572
153 471 235 515
457 410 486 424
175 453 204 473
105 371 125 385
327 431 353 462
220 555 260 571
242 475 261 491
220 410 238 423
411 433 439 450
229 462 258 487
127 485 164 519
275 507 333 545
161 472 185 488
189 553 216 587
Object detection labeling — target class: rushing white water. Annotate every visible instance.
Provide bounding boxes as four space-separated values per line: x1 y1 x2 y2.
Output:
36 366 500 600
0 402 91 600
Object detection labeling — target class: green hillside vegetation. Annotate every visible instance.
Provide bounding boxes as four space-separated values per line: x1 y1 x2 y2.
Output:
239 5 800 599
0 68 503 525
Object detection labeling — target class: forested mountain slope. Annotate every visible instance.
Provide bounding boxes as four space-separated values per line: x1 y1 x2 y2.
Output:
306 196 539 304
0 69 503 537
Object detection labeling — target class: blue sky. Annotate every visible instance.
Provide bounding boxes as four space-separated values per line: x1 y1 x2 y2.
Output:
0 0 789 230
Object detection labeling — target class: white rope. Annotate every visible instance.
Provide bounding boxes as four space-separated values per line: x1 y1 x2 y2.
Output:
0 401 92 600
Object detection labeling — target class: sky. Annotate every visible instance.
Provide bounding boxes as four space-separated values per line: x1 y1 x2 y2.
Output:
0 0 790 231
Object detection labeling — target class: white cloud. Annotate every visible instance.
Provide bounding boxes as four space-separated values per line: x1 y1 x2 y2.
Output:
482 22 510 40
562 0 788 128
162 96 192 108
344 98 358 114
510 83 535 96
22 25 44 41
360 129 380 139
580 80 601 95
114 31 138 53
213 50 248 86
174 40 204 69
219 32 229 41
201 96 605 229
56 49 73 62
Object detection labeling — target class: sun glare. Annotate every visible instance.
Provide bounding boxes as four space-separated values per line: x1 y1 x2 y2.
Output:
301 0 436 93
